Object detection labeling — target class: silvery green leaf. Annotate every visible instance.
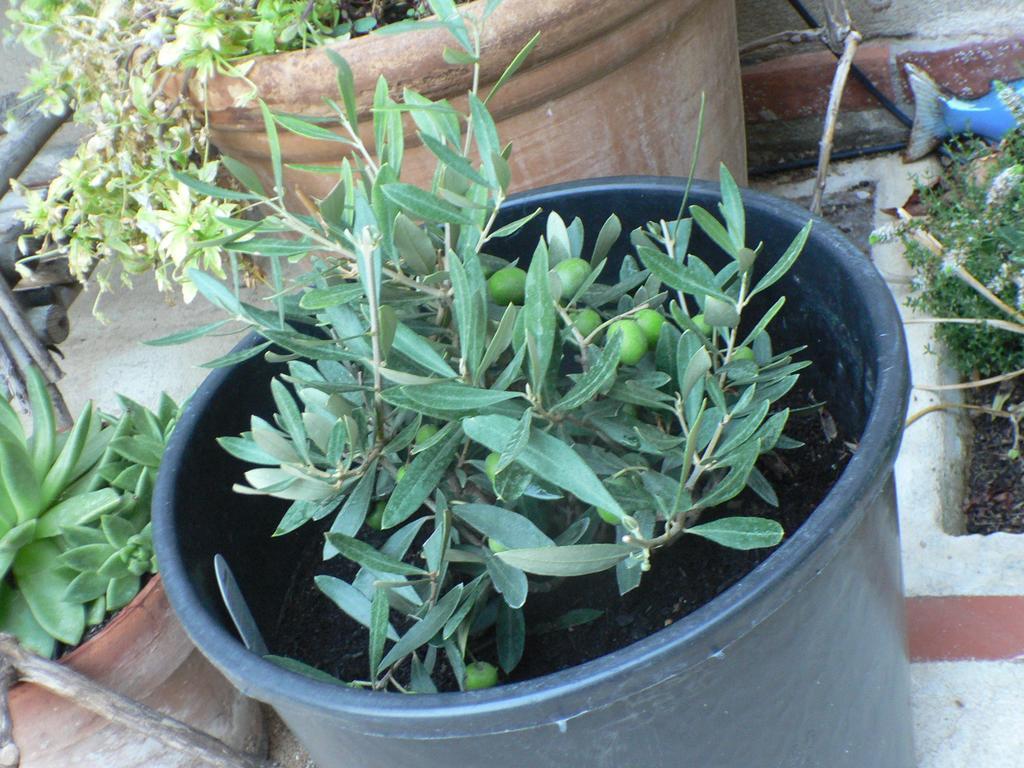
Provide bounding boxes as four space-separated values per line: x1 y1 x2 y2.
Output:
382 183 473 225
523 240 556 394
324 533 428 576
419 132 489 186
200 341 273 370
717 164 745 249
685 516 783 550
591 214 622 266
382 382 520 416
378 584 463 672
145 320 231 347
452 503 554 549
679 345 711 402
546 212 572 265
265 655 344 685
469 94 500 185
479 304 518 374
497 603 525 673
484 550 528 609
616 553 643 595
554 516 590 546
383 424 462 528
694 439 760 511
275 114 348 144
401 89 461 146
170 171 261 202
492 345 526 392
496 544 634 576
635 246 730 302
746 466 779 507
493 463 532 503
717 399 771 457
489 208 542 240
448 251 486 378
495 410 531 473
485 30 540 105
739 297 786 348
754 409 790 452
393 213 436 276
271 379 309 463
463 415 624 515
316 575 400 641
751 221 812 297
551 333 621 413
409 653 438 693
369 588 389 681
300 284 363 311
606 381 674 412
703 295 739 328
442 574 486 638
325 49 358 126
690 204 737 257
323 463 377 555
275 497 341 537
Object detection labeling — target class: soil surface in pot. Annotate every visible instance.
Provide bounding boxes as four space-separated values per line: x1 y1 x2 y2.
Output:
964 383 1024 534
270 386 853 691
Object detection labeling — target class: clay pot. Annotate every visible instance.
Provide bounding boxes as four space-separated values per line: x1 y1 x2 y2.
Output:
197 0 746 201
8 576 264 767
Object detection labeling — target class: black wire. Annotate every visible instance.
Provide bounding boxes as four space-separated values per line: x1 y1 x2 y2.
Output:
748 141 908 177
784 0 914 128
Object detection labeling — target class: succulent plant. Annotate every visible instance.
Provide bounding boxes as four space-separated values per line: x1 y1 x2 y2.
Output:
0 368 177 657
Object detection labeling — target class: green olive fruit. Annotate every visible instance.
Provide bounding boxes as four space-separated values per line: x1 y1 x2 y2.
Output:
690 313 712 336
487 266 527 305
487 538 508 554
732 346 755 362
608 319 648 365
597 507 620 525
415 424 439 445
634 309 665 345
484 452 501 481
553 258 590 298
465 661 499 690
366 500 386 531
571 308 601 338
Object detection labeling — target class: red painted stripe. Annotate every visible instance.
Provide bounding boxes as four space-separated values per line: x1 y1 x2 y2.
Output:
907 596 1024 662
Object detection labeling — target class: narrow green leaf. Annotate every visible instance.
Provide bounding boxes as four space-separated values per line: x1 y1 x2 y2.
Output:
145 320 231 347
523 239 556 394
685 516 784 550
369 588 389 680
550 333 621 413
275 113 348 144
486 31 541 105
382 183 473 225
484 550 528 609
751 221 812 297
324 533 428 576
221 156 267 195
170 170 261 201
419 132 490 187
496 603 525 673
718 164 745 249
378 584 463 671
260 100 283 194
383 424 462 528
496 543 634 576
690 205 738 257
316 575 399 641
324 49 359 127
452 503 554 549
463 415 624 516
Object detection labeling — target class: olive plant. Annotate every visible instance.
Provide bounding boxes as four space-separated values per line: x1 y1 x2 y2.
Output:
174 8 812 692
0 368 178 658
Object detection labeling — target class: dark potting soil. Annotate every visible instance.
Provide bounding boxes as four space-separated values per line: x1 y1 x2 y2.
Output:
963 383 1024 534
269 388 853 690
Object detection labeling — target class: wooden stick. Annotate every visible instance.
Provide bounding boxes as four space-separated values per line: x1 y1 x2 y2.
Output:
0 634 279 768
0 278 63 382
0 338 29 412
739 27 823 56
0 109 68 201
0 661 18 768
810 29 862 215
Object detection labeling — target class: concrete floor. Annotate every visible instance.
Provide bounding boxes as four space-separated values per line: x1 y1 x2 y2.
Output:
47 152 1024 767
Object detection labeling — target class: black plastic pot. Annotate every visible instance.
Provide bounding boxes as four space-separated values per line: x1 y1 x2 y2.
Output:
153 178 914 768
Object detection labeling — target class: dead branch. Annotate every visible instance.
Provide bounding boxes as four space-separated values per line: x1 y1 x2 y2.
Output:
0 634 278 768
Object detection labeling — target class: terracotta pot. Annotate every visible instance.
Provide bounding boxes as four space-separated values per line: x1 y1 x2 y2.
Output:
8 576 265 767
197 0 746 201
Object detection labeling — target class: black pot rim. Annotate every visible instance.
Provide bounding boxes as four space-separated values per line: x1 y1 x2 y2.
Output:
153 176 910 736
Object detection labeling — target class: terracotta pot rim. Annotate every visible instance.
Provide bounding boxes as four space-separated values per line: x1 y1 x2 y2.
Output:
52 575 162 671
